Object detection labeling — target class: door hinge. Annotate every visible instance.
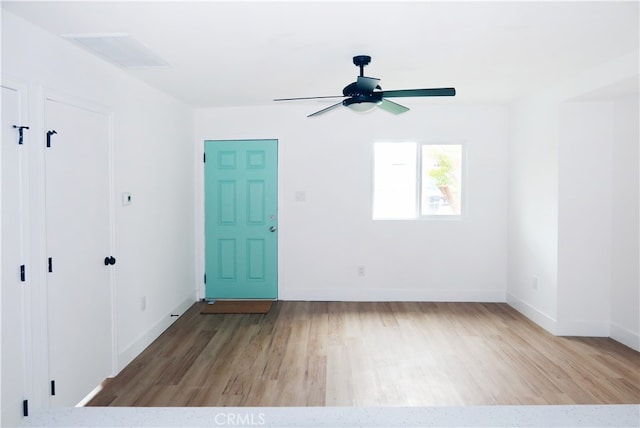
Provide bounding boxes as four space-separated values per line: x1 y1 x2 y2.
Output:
48 257 53 273
50 380 56 396
20 265 26 282
203 152 206 163
13 125 29 145
23 399 29 417
46 130 57 148
204 273 206 284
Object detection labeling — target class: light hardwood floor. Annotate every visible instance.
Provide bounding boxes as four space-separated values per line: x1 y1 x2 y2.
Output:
87 301 640 407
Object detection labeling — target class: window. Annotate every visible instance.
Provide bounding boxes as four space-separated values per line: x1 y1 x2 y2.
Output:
373 142 463 219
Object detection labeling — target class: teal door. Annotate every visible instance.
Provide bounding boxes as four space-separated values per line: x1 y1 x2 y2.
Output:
205 140 278 299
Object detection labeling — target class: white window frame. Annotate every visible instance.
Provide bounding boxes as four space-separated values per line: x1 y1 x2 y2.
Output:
372 141 466 220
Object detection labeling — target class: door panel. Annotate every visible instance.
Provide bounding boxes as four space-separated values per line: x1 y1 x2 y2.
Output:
205 140 277 299
1 84 28 427
44 98 112 406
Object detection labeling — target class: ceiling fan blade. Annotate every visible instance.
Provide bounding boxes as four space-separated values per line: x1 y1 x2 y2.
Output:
378 99 410 115
381 87 456 98
356 76 380 92
274 95 344 101
307 101 343 117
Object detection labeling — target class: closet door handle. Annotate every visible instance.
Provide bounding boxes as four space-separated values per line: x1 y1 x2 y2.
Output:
104 256 116 266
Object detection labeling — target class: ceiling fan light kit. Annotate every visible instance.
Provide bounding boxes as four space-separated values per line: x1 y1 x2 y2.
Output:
274 55 456 117
343 97 381 113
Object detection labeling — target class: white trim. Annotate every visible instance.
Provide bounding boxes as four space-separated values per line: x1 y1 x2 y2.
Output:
506 292 557 334
554 320 610 337
195 138 205 300
281 288 506 302
39 87 117 402
44 89 112 117
609 322 640 351
507 294 611 338
194 136 204 300
116 296 195 373
107 111 118 376
43 90 121 376
1 75 33 425
32 84 50 408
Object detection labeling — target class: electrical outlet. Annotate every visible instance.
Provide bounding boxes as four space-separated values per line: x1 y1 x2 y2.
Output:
358 266 366 277
141 296 146 311
294 191 306 202
532 276 538 290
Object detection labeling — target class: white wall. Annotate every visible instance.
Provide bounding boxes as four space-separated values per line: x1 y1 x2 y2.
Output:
1 10 635 426
1 10 196 415
610 95 640 349
508 50 639 347
557 102 613 336
195 103 509 302
507 94 560 331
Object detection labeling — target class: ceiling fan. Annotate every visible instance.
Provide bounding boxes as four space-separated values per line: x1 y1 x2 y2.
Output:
274 55 456 117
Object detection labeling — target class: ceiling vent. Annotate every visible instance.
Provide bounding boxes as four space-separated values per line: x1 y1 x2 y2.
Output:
61 33 169 69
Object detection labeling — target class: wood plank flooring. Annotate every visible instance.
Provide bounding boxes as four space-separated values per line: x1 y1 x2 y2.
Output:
87 301 640 407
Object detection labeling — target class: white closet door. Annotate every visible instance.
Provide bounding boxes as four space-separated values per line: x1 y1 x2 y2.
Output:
1 84 28 426
44 98 113 406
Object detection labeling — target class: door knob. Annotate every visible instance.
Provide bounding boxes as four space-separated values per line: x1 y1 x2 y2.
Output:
269 226 277 232
104 256 116 266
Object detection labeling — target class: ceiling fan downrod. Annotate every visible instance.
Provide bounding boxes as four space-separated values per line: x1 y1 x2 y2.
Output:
353 55 371 77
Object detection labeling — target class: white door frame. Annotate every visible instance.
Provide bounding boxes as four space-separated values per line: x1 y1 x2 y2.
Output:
1 76 32 425
37 88 117 405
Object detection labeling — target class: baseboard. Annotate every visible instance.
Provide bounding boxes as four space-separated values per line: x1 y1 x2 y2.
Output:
610 322 640 351
506 293 556 334
554 319 610 337
507 293 637 345
116 295 195 373
280 288 506 302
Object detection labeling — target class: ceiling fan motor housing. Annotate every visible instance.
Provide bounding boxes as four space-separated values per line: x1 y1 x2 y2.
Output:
343 93 382 107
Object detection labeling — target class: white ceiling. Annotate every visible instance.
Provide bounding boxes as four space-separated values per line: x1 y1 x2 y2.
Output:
3 1 639 108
